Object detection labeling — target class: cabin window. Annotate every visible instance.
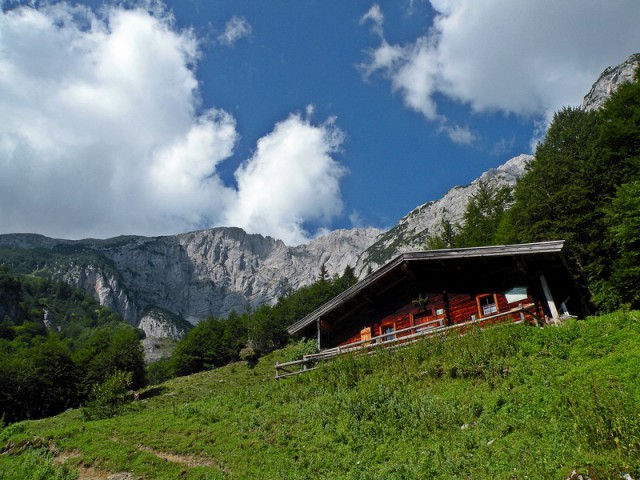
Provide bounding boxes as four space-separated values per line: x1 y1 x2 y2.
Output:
382 325 395 342
504 286 528 304
477 294 498 317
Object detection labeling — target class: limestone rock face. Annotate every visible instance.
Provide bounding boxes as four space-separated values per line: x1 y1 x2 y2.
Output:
58 264 139 325
0 227 381 338
137 308 191 339
355 154 532 272
582 53 639 111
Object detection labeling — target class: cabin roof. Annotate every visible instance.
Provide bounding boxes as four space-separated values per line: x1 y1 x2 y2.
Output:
287 240 569 335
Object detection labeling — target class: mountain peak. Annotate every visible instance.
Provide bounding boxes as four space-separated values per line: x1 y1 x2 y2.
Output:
582 53 640 111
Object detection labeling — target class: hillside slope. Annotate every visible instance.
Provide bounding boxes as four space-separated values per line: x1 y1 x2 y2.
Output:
2 312 639 479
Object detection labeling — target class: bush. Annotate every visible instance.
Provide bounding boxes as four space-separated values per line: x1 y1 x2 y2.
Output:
82 370 133 420
239 345 258 366
283 338 317 362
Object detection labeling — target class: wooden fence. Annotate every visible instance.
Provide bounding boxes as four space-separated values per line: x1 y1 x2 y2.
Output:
275 303 541 379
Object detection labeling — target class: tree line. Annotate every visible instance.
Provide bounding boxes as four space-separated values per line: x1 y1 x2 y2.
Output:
425 65 640 312
0 265 145 423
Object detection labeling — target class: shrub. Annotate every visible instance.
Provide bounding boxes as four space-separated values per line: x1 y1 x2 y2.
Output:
239 345 258 366
82 370 133 420
283 338 317 362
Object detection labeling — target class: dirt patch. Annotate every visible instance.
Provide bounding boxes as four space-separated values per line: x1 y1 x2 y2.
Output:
137 445 221 469
75 465 111 480
55 450 136 480
54 450 82 464
55 441 223 478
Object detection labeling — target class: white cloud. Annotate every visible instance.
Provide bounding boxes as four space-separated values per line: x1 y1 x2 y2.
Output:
362 1 640 128
360 40 404 78
0 4 346 244
225 113 346 246
360 4 384 37
389 37 440 120
218 15 252 46
440 124 476 146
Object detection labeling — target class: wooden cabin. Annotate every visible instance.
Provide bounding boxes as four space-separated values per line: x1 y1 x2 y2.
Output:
287 241 587 351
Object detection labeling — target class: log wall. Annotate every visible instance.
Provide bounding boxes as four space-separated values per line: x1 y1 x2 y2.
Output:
335 289 539 348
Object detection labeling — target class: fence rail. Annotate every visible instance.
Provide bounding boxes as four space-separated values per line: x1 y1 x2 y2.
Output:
275 303 540 379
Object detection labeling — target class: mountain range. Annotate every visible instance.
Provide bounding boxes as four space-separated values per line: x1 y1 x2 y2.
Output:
0 54 637 347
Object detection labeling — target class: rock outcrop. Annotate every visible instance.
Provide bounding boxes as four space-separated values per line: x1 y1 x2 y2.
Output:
137 308 192 339
58 264 138 325
582 53 639 111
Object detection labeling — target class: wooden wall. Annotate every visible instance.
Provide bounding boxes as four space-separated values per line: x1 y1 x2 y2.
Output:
333 287 540 348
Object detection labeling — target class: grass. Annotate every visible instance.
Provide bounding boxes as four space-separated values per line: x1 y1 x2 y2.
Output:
2 312 640 479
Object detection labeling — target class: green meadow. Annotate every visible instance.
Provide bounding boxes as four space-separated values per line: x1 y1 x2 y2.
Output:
2 312 640 479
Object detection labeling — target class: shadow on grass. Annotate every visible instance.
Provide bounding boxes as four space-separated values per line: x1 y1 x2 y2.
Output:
140 386 167 400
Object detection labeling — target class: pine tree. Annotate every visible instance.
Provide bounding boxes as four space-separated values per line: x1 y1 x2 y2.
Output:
456 181 512 247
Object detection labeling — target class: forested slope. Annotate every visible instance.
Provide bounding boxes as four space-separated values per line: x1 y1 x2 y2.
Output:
0 266 145 423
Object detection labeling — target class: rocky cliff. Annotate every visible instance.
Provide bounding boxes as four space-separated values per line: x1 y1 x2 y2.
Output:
0 227 381 339
582 53 639 111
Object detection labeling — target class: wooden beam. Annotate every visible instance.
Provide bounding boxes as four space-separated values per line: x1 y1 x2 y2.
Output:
361 293 375 305
539 273 560 323
443 291 451 326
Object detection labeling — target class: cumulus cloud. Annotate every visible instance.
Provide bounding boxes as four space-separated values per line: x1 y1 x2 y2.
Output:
0 4 345 244
225 113 346 246
361 0 640 129
217 15 252 46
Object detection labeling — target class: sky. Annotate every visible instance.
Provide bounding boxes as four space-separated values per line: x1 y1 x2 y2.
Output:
1 0 639 245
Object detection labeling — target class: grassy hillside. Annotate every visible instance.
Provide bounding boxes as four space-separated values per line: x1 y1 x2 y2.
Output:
2 312 640 479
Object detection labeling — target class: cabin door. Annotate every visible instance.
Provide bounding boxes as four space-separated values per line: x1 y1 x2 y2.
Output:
360 326 372 345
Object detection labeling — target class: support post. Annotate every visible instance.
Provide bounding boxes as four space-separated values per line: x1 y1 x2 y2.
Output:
443 291 451 326
316 318 321 351
539 274 560 323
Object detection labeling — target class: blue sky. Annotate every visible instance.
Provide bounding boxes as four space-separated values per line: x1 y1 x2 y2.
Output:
1 0 639 244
